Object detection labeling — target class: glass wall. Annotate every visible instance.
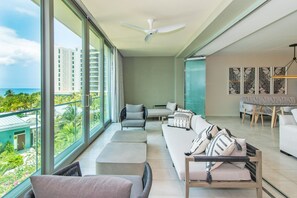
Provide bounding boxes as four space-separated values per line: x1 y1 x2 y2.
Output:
53 0 84 163
0 1 113 197
0 0 41 197
89 27 103 136
185 59 206 117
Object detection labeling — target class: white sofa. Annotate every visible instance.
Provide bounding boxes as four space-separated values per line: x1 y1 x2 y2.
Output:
279 114 297 158
162 115 262 198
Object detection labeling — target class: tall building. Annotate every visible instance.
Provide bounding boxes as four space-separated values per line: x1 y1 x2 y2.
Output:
54 47 100 94
89 48 101 95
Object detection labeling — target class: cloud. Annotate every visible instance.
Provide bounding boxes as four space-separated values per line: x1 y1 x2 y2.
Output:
0 26 40 66
15 7 38 17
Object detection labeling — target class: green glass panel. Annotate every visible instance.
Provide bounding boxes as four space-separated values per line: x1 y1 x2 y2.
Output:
185 60 206 117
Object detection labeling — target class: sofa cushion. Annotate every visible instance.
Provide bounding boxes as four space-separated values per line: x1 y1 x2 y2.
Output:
291 109 297 123
122 120 145 127
126 104 143 112
126 112 143 120
192 116 213 135
30 175 132 198
205 129 235 171
166 102 177 112
187 125 219 155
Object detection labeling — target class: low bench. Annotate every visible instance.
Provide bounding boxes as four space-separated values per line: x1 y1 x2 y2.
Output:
96 142 147 176
111 130 147 143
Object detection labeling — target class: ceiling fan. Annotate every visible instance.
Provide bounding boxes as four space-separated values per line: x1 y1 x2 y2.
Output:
122 18 185 42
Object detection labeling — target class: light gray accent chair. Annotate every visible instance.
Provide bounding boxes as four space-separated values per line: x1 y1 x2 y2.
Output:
120 104 148 130
24 161 153 198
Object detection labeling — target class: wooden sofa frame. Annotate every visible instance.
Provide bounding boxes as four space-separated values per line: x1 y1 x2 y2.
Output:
185 143 262 198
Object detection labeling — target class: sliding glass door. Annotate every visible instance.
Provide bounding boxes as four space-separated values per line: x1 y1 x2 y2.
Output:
89 27 103 136
53 0 84 163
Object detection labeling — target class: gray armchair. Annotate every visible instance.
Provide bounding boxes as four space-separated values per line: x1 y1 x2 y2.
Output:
120 104 148 130
24 162 153 198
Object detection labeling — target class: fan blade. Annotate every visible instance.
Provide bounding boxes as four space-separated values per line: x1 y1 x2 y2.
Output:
121 23 146 33
144 34 153 42
157 24 185 33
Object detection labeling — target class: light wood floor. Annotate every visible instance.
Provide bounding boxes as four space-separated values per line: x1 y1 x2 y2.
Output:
76 116 297 198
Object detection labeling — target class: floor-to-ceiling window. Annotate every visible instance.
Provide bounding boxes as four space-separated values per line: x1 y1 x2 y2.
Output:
0 0 41 197
89 27 103 136
0 1 113 197
53 0 84 163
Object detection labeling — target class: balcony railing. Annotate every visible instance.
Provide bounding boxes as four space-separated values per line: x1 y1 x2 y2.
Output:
0 96 101 197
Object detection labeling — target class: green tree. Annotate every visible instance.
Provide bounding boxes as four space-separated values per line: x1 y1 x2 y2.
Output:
4 89 14 97
0 142 23 175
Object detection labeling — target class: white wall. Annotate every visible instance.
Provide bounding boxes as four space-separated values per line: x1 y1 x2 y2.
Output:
206 53 297 116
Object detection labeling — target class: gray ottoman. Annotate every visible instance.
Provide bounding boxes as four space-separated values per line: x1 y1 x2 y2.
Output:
111 130 147 143
96 142 146 176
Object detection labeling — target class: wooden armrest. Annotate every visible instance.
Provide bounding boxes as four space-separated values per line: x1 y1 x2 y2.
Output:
192 155 250 162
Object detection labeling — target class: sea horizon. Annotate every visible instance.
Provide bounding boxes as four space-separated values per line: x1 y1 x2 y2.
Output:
0 88 41 97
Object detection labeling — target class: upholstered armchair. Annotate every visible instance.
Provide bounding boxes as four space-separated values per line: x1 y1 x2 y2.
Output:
24 162 153 198
120 104 148 130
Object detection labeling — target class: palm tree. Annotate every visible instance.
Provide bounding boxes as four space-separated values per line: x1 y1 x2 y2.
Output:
4 89 14 97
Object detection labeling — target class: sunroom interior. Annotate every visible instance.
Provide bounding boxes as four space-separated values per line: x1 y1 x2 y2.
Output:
1 0 297 197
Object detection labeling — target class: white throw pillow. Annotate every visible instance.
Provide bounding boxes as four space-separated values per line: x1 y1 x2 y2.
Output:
193 116 213 135
187 125 219 155
172 111 193 129
30 175 132 198
205 129 235 171
291 109 297 123
166 102 177 112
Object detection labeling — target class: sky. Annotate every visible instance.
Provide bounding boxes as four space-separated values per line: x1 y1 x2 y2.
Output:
0 0 81 89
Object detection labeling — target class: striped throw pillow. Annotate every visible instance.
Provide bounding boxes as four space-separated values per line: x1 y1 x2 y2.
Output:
172 111 193 129
187 125 219 155
205 129 235 171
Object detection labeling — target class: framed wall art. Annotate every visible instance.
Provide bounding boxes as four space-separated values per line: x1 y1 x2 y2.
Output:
258 67 271 94
228 67 241 94
273 67 287 94
243 67 255 94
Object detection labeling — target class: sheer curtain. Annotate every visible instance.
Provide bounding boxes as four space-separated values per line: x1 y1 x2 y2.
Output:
111 49 124 122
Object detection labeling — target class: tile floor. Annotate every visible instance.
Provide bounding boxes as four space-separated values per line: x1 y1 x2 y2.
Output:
76 116 297 198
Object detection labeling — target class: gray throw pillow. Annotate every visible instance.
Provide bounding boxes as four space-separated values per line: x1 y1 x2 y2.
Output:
30 175 132 198
126 104 143 112
126 112 144 120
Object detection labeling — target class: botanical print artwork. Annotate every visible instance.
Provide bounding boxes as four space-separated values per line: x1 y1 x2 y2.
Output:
243 67 255 94
258 67 271 94
229 67 241 94
273 67 286 94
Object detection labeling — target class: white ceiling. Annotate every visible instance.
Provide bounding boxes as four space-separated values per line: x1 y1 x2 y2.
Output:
79 0 297 58
195 0 297 57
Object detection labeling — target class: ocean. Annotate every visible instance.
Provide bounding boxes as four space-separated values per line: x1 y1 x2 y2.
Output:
0 88 41 97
